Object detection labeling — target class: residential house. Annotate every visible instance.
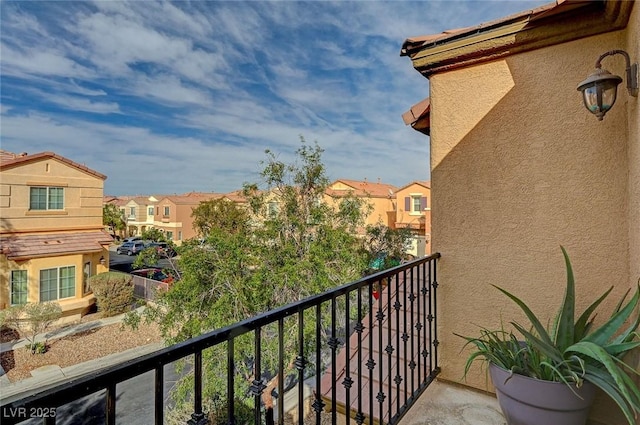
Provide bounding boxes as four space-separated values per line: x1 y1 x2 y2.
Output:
153 192 222 244
123 196 159 236
394 181 431 256
325 179 397 231
401 1 638 423
0 151 111 318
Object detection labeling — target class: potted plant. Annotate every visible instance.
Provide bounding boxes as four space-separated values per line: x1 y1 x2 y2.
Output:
458 247 640 425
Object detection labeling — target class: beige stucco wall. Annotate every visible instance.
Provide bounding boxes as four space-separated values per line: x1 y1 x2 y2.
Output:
1 158 104 233
428 22 637 425
0 250 108 313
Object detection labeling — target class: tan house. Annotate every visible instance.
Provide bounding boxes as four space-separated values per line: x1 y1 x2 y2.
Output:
401 1 638 423
0 151 111 317
325 179 397 231
123 196 159 236
394 181 431 256
153 192 222 244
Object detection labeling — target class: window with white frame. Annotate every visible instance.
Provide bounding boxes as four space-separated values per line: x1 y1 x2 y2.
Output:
163 206 170 216
166 231 173 240
40 266 75 302
267 201 279 218
29 187 64 210
129 207 136 218
405 194 427 214
11 270 28 305
148 207 154 216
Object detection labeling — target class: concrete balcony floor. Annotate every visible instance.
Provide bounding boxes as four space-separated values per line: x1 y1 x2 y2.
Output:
397 380 505 425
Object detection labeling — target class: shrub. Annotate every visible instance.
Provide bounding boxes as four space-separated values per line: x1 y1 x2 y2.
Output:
1 302 62 354
89 272 134 317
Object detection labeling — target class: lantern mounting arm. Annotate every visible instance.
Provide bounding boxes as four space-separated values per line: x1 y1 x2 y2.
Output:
595 49 638 97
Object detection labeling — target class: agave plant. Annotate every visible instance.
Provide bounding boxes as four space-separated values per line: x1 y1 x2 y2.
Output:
459 247 640 424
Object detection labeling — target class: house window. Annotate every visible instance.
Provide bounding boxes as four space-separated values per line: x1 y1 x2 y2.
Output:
30 187 64 210
148 207 154 216
405 195 427 214
267 202 279 218
40 266 75 302
178 231 182 241
164 206 170 216
11 270 28 305
83 262 92 295
129 207 136 218
166 231 173 240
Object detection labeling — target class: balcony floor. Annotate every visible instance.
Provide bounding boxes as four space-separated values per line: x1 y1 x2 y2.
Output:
397 380 505 425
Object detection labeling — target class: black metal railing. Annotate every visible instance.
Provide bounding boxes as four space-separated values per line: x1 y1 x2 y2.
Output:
0 253 440 425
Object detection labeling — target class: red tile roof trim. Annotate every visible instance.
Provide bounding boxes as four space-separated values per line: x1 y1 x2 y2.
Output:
0 150 107 180
1 231 113 260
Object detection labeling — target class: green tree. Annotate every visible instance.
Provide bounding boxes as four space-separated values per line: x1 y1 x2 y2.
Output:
365 223 414 271
132 138 372 421
191 197 250 237
140 227 169 242
103 203 125 238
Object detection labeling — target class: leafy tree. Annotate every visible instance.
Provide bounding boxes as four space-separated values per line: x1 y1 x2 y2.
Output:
0 302 62 354
131 138 372 421
140 227 169 242
103 203 126 238
191 197 250 237
365 223 414 271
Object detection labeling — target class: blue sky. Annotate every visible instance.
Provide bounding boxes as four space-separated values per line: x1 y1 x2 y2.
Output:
1 0 547 195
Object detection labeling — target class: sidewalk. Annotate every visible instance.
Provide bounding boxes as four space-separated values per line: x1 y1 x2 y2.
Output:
0 307 163 403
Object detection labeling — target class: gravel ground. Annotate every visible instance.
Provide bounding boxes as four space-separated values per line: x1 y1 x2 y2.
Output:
0 317 162 383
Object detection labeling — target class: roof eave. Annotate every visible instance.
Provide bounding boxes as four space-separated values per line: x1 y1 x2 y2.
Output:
401 0 633 78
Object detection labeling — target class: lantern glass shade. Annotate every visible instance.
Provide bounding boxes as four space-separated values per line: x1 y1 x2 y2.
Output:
577 68 623 120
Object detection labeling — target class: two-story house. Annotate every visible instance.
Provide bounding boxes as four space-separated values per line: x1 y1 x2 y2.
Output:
394 181 431 256
154 192 222 244
325 179 397 232
0 151 112 318
123 196 159 236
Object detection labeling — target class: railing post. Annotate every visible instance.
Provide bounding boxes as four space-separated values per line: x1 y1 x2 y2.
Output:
187 351 207 425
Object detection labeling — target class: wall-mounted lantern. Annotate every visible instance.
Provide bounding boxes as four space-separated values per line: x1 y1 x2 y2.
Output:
99 255 106 265
577 49 638 120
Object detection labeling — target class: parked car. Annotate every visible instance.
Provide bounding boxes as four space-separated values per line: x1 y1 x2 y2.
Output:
123 236 142 243
117 241 146 255
145 241 176 257
130 268 175 284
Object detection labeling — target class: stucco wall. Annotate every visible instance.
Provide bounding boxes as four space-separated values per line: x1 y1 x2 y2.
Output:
0 158 104 232
0 250 108 312
429 25 636 424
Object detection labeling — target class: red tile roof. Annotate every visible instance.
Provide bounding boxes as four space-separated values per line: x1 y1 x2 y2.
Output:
397 181 431 192
401 98 430 126
1 231 113 260
400 0 583 56
0 150 106 180
160 192 223 205
327 180 397 198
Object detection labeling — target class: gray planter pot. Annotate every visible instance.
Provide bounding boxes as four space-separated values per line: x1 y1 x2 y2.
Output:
489 363 596 425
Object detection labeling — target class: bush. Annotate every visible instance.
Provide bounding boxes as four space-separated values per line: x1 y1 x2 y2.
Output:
1 302 62 354
89 272 134 317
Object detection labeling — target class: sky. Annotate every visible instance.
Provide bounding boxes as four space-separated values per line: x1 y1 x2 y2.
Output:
1 0 548 196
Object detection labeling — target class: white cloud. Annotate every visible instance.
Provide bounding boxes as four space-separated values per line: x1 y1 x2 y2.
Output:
1 0 549 194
